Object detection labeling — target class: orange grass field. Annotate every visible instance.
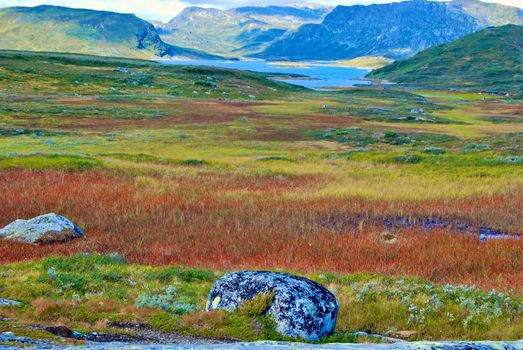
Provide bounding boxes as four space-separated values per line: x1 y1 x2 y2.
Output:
1 169 521 293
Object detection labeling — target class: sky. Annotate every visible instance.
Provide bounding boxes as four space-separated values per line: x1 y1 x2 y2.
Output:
0 0 521 22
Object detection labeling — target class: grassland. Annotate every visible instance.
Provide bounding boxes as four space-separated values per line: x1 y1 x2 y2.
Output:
0 50 522 344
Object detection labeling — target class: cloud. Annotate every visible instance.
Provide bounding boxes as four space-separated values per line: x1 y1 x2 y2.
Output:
0 0 521 22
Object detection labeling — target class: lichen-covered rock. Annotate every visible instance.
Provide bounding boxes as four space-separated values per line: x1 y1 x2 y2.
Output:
206 271 339 341
0 213 84 244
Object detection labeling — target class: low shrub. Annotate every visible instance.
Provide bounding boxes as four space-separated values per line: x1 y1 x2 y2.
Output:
136 285 198 315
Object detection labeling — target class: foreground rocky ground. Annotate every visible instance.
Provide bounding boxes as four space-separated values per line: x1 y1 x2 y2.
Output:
0 254 522 347
1 336 523 349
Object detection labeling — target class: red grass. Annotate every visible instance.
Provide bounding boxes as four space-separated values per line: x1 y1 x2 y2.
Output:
0 169 521 293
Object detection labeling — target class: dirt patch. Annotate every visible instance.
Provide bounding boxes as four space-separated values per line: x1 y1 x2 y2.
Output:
36 323 239 345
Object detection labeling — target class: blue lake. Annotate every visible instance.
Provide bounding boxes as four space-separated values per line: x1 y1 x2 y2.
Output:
161 60 370 90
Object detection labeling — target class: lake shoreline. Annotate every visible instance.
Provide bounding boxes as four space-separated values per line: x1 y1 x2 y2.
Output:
159 59 371 90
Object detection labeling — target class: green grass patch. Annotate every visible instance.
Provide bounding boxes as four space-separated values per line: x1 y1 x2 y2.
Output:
99 153 211 167
482 116 523 124
307 128 459 147
0 154 102 170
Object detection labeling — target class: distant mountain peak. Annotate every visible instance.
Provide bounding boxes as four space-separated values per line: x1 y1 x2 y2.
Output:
156 3 331 57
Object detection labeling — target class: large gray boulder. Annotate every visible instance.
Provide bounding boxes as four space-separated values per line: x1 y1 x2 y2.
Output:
0 213 84 244
206 271 338 341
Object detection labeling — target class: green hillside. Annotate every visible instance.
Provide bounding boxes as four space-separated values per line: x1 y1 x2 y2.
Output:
368 25 523 95
0 5 218 60
0 50 303 99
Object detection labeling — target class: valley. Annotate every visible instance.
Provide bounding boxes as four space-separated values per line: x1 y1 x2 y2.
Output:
0 49 521 347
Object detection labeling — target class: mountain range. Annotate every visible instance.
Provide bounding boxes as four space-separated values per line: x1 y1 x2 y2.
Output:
155 5 331 57
0 1 521 62
256 0 523 61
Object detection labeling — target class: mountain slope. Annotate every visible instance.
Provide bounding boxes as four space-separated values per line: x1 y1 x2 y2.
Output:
368 25 523 94
455 0 523 26
157 4 331 57
0 5 219 59
257 0 523 61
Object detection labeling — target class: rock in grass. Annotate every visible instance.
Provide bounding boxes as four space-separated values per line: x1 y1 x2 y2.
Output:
45 326 86 339
0 299 21 307
378 231 398 244
0 332 37 345
206 271 338 341
0 213 84 244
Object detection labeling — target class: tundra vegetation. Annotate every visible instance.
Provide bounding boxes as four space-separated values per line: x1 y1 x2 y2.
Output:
0 50 522 345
